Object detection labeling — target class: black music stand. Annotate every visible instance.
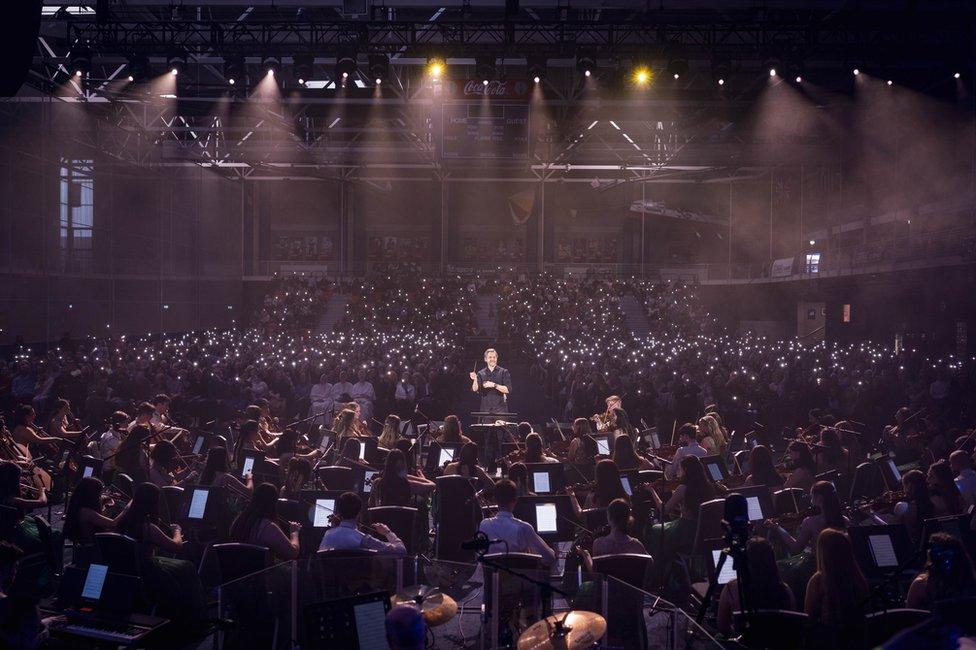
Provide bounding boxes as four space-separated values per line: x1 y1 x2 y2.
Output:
524 463 566 495
513 494 576 542
849 524 914 579
425 442 461 475
302 591 390 649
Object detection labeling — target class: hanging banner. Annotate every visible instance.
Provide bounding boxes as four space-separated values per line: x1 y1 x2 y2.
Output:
508 188 537 226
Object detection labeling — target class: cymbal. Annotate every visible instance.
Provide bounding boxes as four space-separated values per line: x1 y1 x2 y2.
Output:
517 611 607 650
391 585 458 627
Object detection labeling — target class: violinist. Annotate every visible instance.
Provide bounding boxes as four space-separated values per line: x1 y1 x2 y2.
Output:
199 446 253 495
114 424 152 484
523 433 557 464
46 398 84 441
507 463 535 497
566 418 595 464
783 440 817 492
319 492 406 556
229 483 300 561
435 415 473 446
254 398 282 434
927 461 964 516
905 532 976 610
769 481 848 558
127 402 156 433
593 395 622 432
697 414 727 457
612 434 653 471
148 440 198 488
892 470 936 544
98 411 129 473
280 457 311 500
577 498 648 573
0 461 49 556
443 442 495 490
11 405 61 455
377 414 403 449
63 476 124 545
568 459 629 515
233 420 266 468
664 424 707 480
244 404 278 447
274 428 321 469
744 445 785 488
369 449 434 507
150 394 188 443
816 428 851 477
333 408 366 447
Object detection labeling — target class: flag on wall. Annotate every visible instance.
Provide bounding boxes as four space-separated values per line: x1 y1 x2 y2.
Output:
507 188 537 226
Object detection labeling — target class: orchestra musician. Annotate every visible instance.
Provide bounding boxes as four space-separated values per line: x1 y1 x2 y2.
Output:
114 424 152 484
63 476 125 545
11 405 62 455
469 348 512 417
566 417 596 464
229 483 301 561
507 462 535 497
199 446 253 495
319 492 406 555
97 411 130 473
369 449 434 507
435 415 473 446
576 498 649 572
148 440 198 488
697 414 727 456
443 442 495 491
783 440 817 491
523 433 558 464
744 445 785 488
127 402 156 433
377 413 403 450
46 398 84 441
664 423 708 480
0 461 50 556
611 434 653 471
593 395 623 432
279 457 310 500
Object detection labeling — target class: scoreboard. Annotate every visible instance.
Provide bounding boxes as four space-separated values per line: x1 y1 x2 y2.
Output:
439 102 530 160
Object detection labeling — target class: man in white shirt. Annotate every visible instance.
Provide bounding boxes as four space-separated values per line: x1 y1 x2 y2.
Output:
950 450 976 507
332 370 355 404
309 373 334 425
394 373 416 414
351 369 377 423
319 492 406 555
665 423 709 480
98 411 129 472
127 402 156 433
477 480 555 568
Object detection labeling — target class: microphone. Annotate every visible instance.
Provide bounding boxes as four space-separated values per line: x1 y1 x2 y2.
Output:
460 532 501 551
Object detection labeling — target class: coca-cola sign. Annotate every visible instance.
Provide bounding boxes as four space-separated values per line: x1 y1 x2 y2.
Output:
442 79 530 99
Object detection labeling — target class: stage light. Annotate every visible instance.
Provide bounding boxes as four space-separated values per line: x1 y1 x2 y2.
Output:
335 50 358 82
533 76 540 84
633 66 652 86
375 78 382 85
167 49 187 76
171 68 179 76
718 78 725 85
75 70 83 77
667 57 688 81
853 68 860 75
527 56 547 84
262 55 281 78
809 239 816 246
475 55 497 82
795 75 802 83
954 72 961 79
293 54 313 87
224 56 245 87
69 41 92 77
428 57 445 78
769 68 776 77
229 78 236 85
127 54 150 83
577 55 596 79
886 79 892 86
482 79 489 86
584 69 591 77
127 75 134 82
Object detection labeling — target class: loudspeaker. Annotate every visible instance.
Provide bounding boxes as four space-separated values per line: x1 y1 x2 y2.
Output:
0 0 42 96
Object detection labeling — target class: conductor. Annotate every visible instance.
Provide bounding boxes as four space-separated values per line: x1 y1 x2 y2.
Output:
469 348 512 415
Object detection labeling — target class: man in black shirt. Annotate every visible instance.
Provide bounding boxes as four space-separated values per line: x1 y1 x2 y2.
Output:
469 348 512 415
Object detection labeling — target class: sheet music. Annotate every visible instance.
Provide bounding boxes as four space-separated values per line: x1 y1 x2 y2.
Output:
888 459 902 482
712 550 736 585
242 456 255 477
193 436 205 454
535 503 558 533
82 563 108 600
83 466 94 478
869 534 898 568
596 438 610 455
707 463 723 481
188 489 209 520
533 472 551 494
620 476 632 496
746 496 764 521
438 448 455 466
353 600 388 650
359 445 367 460
313 499 335 528
363 470 377 493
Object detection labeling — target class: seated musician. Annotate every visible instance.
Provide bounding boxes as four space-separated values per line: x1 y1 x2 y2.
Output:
233 420 266 466
199 447 253 495
229 483 300 561
319 492 406 556
435 415 472 446
577 498 648 572
905 532 976 609
567 459 629 518
377 414 403 450
783 440 817 492
63 476 124 545
664 424 707 480
115 483 207 622
369 450 434 507
507 463 535 497
97 411 129 473
114 425 152 484
950 449 976 507
893 470 936 544
45 398 83 441
126 402 156 433
280 457 311 500
566 418 595 464
744 445 785 488
697 414 727 456
11 406 61 455
927 461 965 516
333 408 366 450
803 529 869 640
0 461 49 556
716 538 794 636
815 428 851 476
646 455 718 581
522 433 558 464
273 428 321 470
611 434 652 471
147 440 197 488
478 479 555 568
611 408 638 445
443 442 495 489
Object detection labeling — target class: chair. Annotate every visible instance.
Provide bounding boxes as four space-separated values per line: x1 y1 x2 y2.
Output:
593 554 654 649
8 552 54 600
113 473 135 498
733 450 751 475
212 543 278 650
316 466 355 491
581 508 608 533
94 533 142 576
481 552 544 644
773 488 809 516
734 609 809 649
367 506 418 554
849 461 885 503
863 608 931 647
210 543 271 586
0 505 18 539
277 498 307 526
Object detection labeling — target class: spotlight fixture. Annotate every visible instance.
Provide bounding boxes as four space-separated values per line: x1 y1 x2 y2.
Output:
711 59 730 87
166 49 187 76
427 57 446 78
293 54 313 86
853 68 860 75
262 55 281 77
795 76 802 83
527 56 547 84
666 57 688 81
126 54 150 83
577 54 596 79
224 56 245 87
69 42 93 77
482 79 489 86
335 50 358 83
954 72 961 79
718 78 725 86
632 65 652 86
809 239 816 246
769 68 777 77
887 79 893 85
533 76 540 84
368 54 389 85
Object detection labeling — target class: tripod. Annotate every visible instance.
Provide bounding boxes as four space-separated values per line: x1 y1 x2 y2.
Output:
695 525 753 635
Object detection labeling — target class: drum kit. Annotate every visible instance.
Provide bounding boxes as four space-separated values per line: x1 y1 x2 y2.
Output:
391 584 607 649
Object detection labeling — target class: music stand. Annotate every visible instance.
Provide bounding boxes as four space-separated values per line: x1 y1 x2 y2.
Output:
701 455 730 483
425 442 461 475
299 489 343 555
77 456 104 482
302 591 390 649
849 524 914 579
524 463 566 495
513 494 576 542
180 485 230 531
